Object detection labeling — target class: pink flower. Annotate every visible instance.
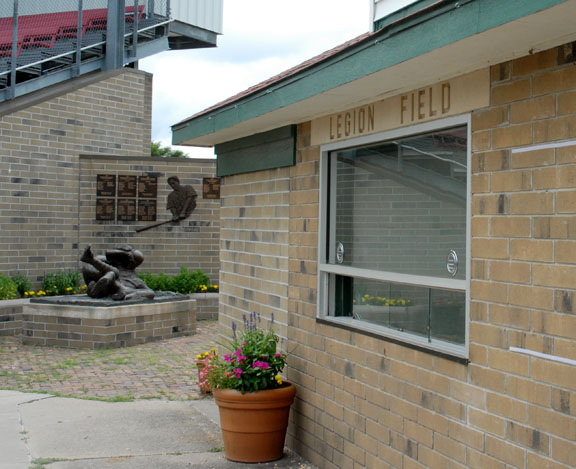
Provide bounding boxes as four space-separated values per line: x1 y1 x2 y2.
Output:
233 368 243 378
253 361 270 370
275 353 282 358
233 349 247 364
224 353 233 362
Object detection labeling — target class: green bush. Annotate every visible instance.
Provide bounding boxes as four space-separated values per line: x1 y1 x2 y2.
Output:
10 273 31 298
41 271 82 296
0 276 18 300
139 268 211 294
171 268 210 294
139 272 174 292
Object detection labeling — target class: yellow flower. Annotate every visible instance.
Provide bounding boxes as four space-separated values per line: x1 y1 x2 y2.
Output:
210 348 217 353
196 354 203 359
24 292 28 296
66 287 72 291
275 374 283 385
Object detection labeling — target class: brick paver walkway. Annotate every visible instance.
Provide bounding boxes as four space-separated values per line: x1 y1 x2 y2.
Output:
0 320 219 401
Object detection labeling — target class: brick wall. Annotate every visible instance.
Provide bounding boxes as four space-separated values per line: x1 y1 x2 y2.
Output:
0 69 220 289
218 168 290 341
79 155 220 283
219 43 576 468
0 69 152 285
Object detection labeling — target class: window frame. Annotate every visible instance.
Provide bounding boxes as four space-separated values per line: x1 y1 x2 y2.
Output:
317 114 471 359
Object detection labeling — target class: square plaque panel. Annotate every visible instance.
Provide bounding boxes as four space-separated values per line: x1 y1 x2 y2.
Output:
139 175 158 198
138 199 157 222
203 177 221 199
117 198 137 222
96 175 116 197
96 198 115 221
118 175 137 197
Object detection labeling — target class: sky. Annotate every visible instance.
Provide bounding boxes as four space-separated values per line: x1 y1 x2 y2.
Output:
139 0 371 158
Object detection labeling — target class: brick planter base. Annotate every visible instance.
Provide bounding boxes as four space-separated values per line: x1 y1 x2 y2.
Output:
189 292 219 320
22 298 196 349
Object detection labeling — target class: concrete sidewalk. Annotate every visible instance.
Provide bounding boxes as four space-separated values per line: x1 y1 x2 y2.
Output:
0 390 315 469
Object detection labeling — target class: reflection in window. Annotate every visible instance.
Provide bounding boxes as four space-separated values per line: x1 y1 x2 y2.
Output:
324 123 468 351
333 127 467 280
333 276 465 345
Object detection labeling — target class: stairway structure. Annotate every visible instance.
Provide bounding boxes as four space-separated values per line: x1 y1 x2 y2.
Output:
0 0 222 103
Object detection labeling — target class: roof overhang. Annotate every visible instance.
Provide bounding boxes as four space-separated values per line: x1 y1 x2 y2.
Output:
172 0 576 148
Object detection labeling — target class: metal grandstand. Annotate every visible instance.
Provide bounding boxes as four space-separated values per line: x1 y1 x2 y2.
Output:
0 0 222 102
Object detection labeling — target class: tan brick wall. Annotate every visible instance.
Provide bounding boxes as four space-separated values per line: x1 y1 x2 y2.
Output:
218 43 576 468
0 69 152 285
218 168 290 342
79 155 220 283
0 69 220 288
22 299 196 349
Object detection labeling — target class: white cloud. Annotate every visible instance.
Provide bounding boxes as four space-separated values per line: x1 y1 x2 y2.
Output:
140 0 370 157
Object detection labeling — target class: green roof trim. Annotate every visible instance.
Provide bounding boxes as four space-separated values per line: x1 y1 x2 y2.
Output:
215 125 296 177
173 0 570 146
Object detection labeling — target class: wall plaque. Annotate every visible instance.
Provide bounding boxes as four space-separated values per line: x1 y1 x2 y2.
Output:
138 199 157 222
96 175 116 197
138 175 158 198
96 198 115 221
117 199 137 222
203 177 221 199
118 175 137 197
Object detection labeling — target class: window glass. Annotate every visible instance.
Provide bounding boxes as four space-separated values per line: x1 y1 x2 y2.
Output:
321 122 469 353
332 276 465 345
332 127 467 280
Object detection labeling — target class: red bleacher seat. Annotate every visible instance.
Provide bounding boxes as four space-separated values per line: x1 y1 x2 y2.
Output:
0 5 145 58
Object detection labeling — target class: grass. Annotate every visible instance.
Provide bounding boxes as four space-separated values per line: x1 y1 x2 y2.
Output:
30 458 67 469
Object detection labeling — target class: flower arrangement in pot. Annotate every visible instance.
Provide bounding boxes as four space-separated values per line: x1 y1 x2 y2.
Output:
205 312 296 463
195 348 217 394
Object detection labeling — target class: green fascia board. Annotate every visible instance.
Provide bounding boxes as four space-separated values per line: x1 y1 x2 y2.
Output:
172 0 570 145
215 125 296 177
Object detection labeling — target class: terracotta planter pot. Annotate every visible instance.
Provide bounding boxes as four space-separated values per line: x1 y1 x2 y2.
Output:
213 382 296 463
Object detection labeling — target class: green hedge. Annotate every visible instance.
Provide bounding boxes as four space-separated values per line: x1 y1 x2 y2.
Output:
139 268 217 294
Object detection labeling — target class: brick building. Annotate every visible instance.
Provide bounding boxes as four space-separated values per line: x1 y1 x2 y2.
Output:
0 2 223 286
173 1 576 467
0 69 220 286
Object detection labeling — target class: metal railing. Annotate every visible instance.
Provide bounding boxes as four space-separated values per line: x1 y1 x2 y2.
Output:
0 0 170 99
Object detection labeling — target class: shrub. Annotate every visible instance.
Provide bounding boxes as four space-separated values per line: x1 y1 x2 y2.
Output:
171 268 210 294
0 276 18 300
10 273 31 298
139 268 211 294
41 271 82 296
139 271 174 292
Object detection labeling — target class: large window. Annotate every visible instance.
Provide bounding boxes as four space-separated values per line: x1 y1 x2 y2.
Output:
318 116 470 358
